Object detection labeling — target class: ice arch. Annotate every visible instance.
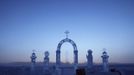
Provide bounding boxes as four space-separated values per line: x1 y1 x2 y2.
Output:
56 38 78 66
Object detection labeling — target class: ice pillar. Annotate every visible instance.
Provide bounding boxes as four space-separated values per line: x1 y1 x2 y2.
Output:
30 51 37 75
43 51 50 75
101 51 109 72
86 49 93 69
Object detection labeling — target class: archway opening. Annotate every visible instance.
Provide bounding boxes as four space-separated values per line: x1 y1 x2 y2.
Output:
60 42 74 64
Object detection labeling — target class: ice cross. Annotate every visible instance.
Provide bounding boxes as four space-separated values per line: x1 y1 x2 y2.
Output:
64 30 70 38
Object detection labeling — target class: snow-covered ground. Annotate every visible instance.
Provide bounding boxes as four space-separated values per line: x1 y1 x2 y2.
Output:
0 63 134 75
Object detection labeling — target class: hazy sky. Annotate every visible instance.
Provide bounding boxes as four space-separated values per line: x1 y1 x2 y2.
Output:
0 0 134 63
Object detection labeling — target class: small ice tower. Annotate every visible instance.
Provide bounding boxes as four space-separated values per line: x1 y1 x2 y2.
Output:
43 51 50 75
101 49 109 72
86 49 93 69
44 51 49 67
30 50 37 73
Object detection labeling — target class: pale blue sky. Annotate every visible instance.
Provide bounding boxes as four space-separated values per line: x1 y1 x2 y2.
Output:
0 0 134 63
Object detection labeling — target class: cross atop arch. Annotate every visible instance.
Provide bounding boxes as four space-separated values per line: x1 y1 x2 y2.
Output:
64 30 70 38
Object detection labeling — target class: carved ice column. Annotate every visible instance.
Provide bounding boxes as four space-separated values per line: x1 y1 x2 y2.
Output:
56 50 61 65
86 49 93 69
101 51 109 72
30 50 37 75
74 50 78 66
43 51 50 75
74 50 78 75
56 50 61 75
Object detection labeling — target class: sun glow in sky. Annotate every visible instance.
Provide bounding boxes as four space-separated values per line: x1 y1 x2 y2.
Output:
0 0 134 63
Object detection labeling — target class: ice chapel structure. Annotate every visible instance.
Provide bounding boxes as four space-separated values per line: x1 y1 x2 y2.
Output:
30 31 110 75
